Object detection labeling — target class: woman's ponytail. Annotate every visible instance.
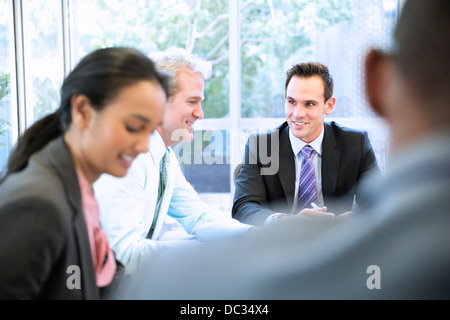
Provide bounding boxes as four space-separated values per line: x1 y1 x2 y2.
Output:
5 111 63 176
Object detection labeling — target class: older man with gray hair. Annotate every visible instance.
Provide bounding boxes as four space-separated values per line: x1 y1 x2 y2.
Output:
94 47 251 274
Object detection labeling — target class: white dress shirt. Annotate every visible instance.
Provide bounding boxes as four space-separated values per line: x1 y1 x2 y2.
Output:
94 131 252 273
264 126 325 224
289 125 325 210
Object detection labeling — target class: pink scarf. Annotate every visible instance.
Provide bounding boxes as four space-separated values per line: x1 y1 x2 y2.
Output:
76 167 116 287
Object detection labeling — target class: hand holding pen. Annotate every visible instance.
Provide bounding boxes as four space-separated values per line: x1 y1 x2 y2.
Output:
296 203 335 218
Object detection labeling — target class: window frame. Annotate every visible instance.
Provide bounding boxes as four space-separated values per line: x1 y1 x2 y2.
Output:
4 0 396 211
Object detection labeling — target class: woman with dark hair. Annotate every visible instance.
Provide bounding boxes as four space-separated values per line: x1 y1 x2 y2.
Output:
0 47 169 299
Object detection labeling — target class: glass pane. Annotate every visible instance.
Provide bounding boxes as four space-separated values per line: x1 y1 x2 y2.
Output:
70 0 229 119
22 0 64 124
316 0 398 117
366 123 390 174
240 0 398 118
173 130 230 193
0 0 12 176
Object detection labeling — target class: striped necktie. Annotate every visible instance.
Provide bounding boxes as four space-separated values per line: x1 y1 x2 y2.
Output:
297 145 317 210
147 149 169 239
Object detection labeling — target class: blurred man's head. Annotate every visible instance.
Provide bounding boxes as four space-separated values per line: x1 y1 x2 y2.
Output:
365 0 450 150
393 0 450 113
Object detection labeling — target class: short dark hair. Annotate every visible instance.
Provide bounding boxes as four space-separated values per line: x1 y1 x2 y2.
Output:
285 62 334 102
393 0 450 118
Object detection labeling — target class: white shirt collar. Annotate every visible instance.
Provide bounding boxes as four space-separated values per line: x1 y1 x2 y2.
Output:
289 125 324 156
148 130 168 166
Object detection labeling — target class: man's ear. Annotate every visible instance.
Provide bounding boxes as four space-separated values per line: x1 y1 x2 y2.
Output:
365 49 389 118
324 97 335 115
70 95 93 129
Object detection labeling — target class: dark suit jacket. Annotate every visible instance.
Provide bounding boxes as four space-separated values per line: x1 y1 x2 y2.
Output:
0 137 123 299
232 121 381 226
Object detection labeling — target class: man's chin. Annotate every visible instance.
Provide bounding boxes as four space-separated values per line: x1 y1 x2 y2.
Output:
292 128 308 140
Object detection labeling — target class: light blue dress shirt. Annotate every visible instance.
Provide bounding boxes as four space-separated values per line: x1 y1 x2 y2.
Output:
94 131 252 273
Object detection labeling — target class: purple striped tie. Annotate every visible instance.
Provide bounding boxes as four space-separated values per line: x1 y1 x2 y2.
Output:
297 145 317 210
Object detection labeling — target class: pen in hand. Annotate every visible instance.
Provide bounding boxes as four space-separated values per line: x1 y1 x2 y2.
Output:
311 202 335 217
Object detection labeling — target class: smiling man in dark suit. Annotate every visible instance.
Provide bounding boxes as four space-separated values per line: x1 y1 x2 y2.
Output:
232 62 381 226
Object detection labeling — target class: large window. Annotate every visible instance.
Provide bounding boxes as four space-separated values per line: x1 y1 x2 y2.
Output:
1 0 399 212
0 0 13 177
0 0 65 177
20 1 65 123
69 0 230 119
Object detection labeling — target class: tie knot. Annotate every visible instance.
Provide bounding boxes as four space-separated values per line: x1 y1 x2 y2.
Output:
301 145 314 159
162 148 169 162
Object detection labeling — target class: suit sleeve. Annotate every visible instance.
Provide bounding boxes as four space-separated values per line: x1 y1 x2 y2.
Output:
355 131 382 209
232 134 279 226
0 198 65 299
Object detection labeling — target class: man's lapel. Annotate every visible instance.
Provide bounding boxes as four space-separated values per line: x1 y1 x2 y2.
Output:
277 124 296 210
321 122 341 197
46 137 99 299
